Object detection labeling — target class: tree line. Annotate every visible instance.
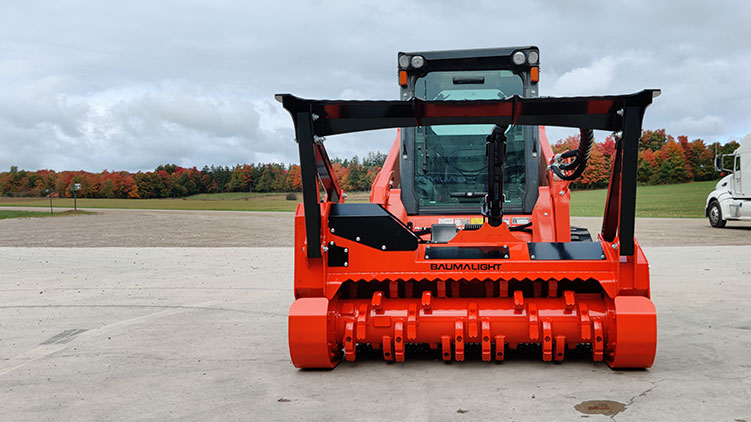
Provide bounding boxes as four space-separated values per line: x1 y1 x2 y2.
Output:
552 129 738 189
1 131 740 198
0 152 387 199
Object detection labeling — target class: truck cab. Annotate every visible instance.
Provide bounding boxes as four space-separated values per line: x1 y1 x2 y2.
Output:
706 132 751 227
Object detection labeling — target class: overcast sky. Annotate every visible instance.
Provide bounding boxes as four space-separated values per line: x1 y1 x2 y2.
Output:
1 0 750 172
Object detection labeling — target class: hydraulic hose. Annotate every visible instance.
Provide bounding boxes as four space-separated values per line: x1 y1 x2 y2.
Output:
549 128 594 181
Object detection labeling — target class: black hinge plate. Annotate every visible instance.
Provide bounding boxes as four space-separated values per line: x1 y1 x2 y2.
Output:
327 244 349 267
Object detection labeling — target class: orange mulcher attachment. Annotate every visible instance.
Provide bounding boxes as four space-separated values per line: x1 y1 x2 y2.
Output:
276 88 660 369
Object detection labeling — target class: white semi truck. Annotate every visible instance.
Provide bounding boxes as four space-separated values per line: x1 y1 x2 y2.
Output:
706 132 751 227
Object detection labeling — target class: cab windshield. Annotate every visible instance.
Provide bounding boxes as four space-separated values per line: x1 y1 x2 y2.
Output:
412 70 526 212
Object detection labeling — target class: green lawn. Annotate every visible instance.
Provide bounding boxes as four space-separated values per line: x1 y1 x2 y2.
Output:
569 180 716 218
0 210 95 220
186 192 287 200
0 182 716 217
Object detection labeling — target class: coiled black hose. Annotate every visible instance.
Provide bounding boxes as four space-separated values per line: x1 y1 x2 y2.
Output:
549 128 594 181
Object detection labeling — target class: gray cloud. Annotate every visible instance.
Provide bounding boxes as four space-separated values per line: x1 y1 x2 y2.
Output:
1 0 750 171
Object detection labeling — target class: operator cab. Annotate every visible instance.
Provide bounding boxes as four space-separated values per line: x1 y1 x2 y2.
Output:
397 47 541 215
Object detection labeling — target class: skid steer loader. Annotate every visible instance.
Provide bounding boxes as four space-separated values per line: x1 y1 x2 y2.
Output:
276 47 659 369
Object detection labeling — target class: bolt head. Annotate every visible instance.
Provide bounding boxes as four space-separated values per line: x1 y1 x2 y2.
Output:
330 228 335 233
322 246 329 252
344 248 348 253
530 254 536 259
425 255 429 259
504 254 509 259
611 243 618 250
344 262 348 267
355 236 361 242
381 245 387 250
329 241 335 246
558 191 565 196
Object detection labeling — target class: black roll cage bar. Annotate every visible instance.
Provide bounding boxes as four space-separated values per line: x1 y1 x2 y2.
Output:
276 90 660 258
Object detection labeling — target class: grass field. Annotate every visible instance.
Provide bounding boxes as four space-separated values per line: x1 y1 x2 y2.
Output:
568 180 715 218
0 181 716 217
186 192 291 200
0 210 95 220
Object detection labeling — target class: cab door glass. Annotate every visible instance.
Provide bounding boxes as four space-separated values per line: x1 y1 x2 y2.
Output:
412 70 527 212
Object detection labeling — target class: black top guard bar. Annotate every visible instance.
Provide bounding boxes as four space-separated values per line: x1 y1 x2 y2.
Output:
276 90 660 258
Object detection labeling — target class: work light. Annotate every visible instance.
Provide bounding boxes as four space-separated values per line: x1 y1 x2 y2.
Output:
512 51 526 65
398 54 410 68
527 51 539 65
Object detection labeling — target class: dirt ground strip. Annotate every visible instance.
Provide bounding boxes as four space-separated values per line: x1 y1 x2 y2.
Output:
0 208 292 247
1 207 750 247
0 246 749 421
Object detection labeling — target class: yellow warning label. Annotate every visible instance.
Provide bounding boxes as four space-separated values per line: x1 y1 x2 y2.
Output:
470 217 484 224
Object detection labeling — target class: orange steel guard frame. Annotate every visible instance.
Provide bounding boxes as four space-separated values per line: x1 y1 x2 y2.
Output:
277 90 660 369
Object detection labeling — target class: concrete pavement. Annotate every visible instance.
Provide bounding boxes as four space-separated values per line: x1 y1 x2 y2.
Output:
0 246 749 421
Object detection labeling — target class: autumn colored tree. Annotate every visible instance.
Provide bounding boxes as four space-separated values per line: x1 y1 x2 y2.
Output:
344 156 371 191
639 129 668 152
650 139 691 184
327 162 345 191
682 137 716 181
229 164 255 192
271 166 288 192
638 149 657 183
287 165 302 191
721 140 740 155
600 135 616 158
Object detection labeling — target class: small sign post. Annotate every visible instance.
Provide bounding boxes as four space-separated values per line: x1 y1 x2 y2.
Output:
44 189 52 215
70 183 81 211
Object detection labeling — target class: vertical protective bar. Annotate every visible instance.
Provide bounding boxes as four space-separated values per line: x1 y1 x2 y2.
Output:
314 142 342 203
601 136 622 242
618 106 641 256
296 110 322 258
